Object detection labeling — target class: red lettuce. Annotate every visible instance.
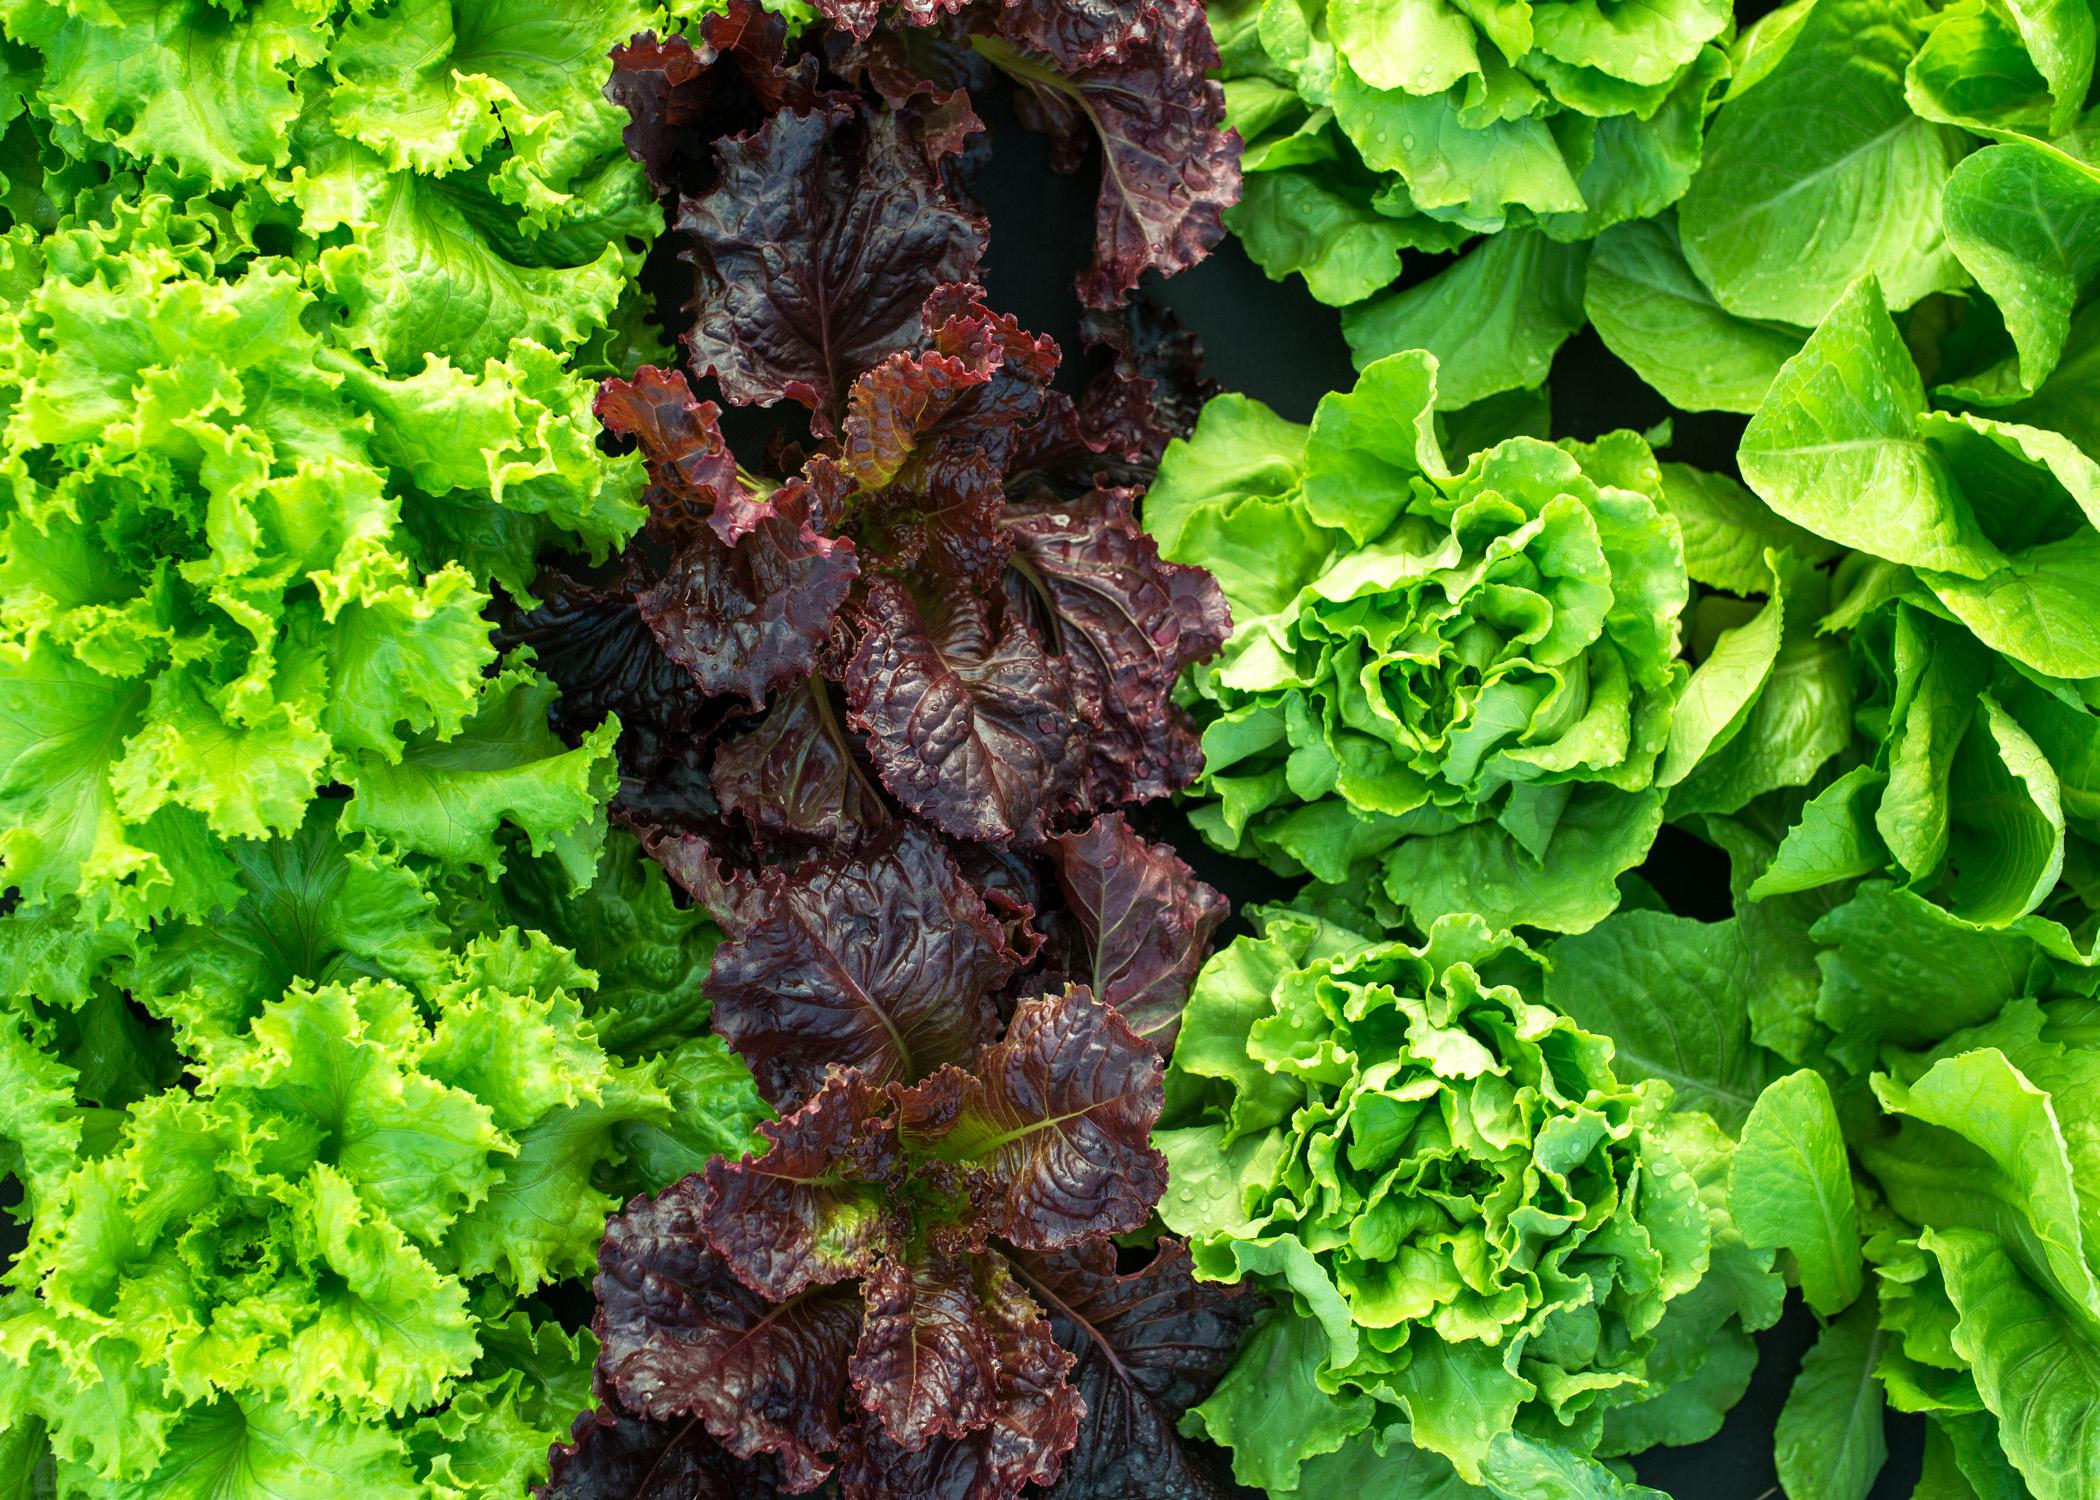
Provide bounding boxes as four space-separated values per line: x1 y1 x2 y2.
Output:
590 983 1164 1499
1040 813 1228 1055
1013 1239 1267 1500
813 0 1240 307
542 10 1250 1492
518 3 1231 875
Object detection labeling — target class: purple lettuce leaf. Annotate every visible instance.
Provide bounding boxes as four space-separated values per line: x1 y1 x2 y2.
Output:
703 824 1019 1107
593 1175 865 1489
897 985 1166 1252
635 485 859 710
607 7 833 200
1041 812 1228 1054
1009 1238 1265 1500
1002 484 1230 811
711 677 891 850
844 579 1082 845
700 1072 906 1298
679 100 986 434
976 0 1238 307
834 1255 1081 1500
596 365 771 546
539 1402 787 1500
1075 299 1219 465
846 1252 1007 1449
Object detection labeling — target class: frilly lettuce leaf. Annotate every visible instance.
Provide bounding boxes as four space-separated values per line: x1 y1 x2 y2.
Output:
1149 351 1703 933
0 194 641 921
0 939 679 1486
1159 906 1783 1491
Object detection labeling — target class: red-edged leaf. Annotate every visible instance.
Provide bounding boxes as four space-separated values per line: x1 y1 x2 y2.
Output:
712 678 890 850
838 286 1061 590
632 828 767 936
704 824 1018 1108
1042 813 1228 1054
636 487 859 710
680 102 986 435
593 1176 863 1489
1009 1238 1265 1500
846 1253 1004 1449
597 366 772 546
814 0 971 41
539 1402 787 1500
835 1256 1081 1500
897 986 1166 1252
606 9 831 199
979 0 1239 307
1003 485 1230 809
702 1073 906 1299
844 579 1081 845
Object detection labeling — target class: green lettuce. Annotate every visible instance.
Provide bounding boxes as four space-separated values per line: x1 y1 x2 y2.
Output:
0 4 766 1493
1157 905 1783 1494
1710 906 2100 1500
1721 268 2100 938
0 192 642 925
1147 350 1704 933
0 806 768 1496
0 0 669 370
1214 0 1731 401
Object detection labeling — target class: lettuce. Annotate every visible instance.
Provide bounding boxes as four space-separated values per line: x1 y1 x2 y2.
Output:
1157 905 1784 1493
1214 0 1729 399
1146 351 1705 933
0 3 787 1494
1720 273 2100 938
0 825 770 1495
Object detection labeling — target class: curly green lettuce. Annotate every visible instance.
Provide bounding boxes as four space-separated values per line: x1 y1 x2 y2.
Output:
1156 905 1782 1495
0 0 674 369
0 191 643 924
0 806 768 1497
1147 350 1697 933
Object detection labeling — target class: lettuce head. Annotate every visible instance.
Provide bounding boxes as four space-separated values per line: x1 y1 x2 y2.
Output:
1148 351 1693 934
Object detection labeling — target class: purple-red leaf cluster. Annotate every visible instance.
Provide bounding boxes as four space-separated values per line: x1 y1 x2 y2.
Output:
588 980 1162 1499
542 7 1253 1496
525 2 1231 870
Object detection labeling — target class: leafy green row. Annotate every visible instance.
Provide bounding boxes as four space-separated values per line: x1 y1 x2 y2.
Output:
0 4 776 1495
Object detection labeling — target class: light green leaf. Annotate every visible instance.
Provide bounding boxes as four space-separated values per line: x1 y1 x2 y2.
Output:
1740 278 2007 579
1303 350 1448 543
1680 0 1970 325
1943 140 2100 392
339 662 617 883
1871 1041 2100 1320
1672 591 1791 796
1775 1297 1890 1500
1653 462 1840 593
1544 911 1772 1131
1342 230 1588 406
1382 784 1664 934
1751 767 1892 899
1586 217 1808 414
1185 1310 1379 1494
1927 1225 2100 1500
1228 166 1414 305
119 1395 423 1500
1733 1069 1863 1314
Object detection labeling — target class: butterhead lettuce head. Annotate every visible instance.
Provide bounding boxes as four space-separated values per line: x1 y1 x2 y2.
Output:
1157 906 1781 1494
1147 351 1689 934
